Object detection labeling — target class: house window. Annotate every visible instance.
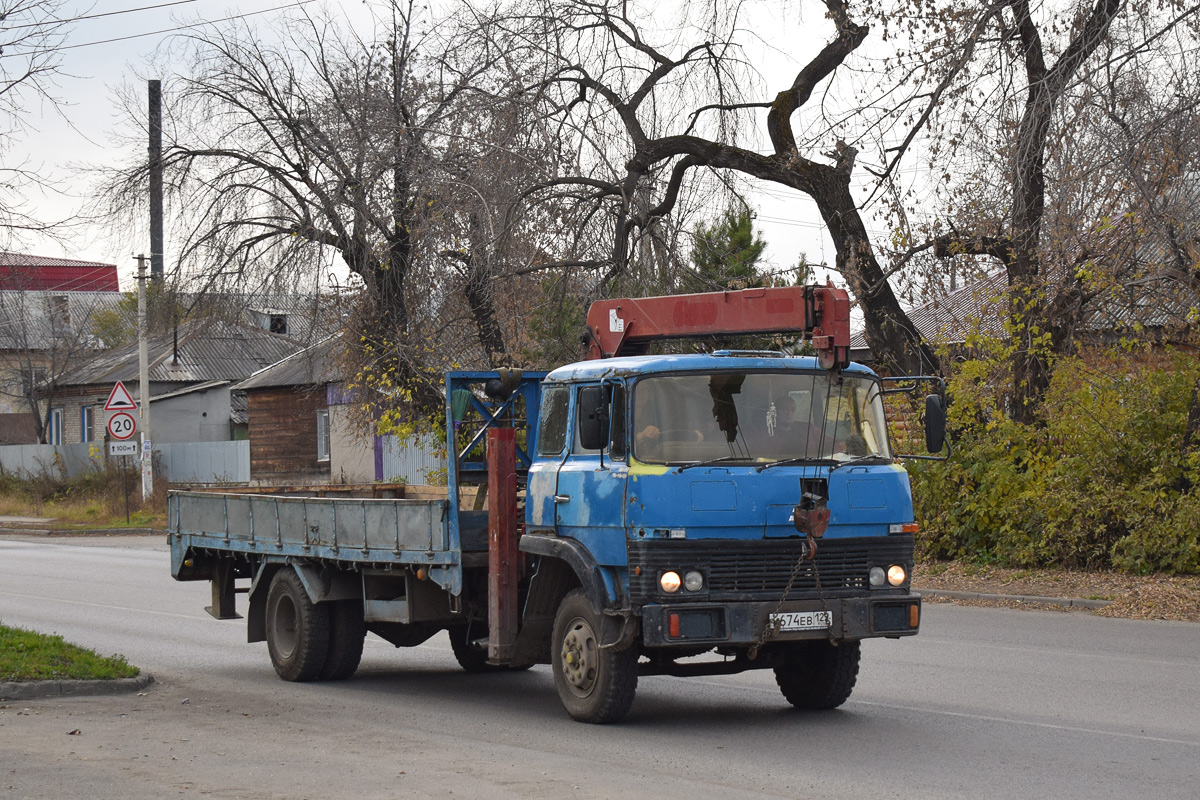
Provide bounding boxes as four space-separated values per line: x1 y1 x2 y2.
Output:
21 367 46 398
48 295 70 331
48 407 64 445
316 408 330 462
269 315 288 335
81 405 95 442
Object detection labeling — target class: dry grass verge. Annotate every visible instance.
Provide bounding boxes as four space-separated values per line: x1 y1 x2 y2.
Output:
916 562 1200 622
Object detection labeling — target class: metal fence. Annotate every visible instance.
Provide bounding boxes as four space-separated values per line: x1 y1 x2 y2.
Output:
156 441 249 484
380 433 446 484
0 442 104 479
0 440 249 484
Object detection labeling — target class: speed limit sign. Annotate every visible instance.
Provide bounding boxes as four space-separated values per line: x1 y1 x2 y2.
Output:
107 411 137 440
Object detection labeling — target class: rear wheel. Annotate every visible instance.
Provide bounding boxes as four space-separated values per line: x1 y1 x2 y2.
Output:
321 600 365 680
551 589 637 723
774 639 860 709
265 569 330 682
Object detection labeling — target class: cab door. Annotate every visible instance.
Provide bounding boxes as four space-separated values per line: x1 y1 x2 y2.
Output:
553 382 628 566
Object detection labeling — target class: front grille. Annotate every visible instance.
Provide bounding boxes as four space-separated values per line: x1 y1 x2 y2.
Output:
627 535 913 603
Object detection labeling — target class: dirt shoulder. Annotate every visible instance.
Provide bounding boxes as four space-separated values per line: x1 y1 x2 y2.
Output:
915 561 1200 622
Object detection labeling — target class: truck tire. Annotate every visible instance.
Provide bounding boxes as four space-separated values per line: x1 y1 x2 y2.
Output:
774 639 861 710
320 600 365 680
265 569 331 682
551 589 638 723
448 625 500 673
448 625 534 673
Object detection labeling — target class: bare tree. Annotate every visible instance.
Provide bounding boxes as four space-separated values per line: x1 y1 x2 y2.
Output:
863 0 1200 418
100 2 582 409
0 0 73 244
499 0 937 373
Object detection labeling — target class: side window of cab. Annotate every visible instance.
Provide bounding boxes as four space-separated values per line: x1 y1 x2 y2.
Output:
572 383 627 458
537 385 570 457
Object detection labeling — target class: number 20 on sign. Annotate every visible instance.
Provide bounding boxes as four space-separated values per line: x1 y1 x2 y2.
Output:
107 411 137 440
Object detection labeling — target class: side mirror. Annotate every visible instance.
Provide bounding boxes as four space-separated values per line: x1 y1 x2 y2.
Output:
924 394 946 454
577 386 609 451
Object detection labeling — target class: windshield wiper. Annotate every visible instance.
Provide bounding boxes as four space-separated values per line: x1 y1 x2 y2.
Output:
675 455 753 473
755 457 839 473
755 454 891 473
829 454 891 472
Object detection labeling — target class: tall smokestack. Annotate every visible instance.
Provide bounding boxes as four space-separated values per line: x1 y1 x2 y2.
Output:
149 79 164 283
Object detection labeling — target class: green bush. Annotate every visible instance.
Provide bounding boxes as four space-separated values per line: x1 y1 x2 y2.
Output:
912 347 1200 574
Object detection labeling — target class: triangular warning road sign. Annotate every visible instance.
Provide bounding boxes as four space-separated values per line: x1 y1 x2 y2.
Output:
104 381 139 411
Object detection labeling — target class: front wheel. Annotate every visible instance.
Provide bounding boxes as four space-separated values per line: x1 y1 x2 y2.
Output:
551 589 638 723
774 639 861 710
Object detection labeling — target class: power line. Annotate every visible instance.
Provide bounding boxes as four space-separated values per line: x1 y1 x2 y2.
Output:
1 1 199 31
0 1 312 58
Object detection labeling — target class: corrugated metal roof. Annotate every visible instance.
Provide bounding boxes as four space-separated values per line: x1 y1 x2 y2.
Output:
0 252 116 269
852 269 1198 354
850 271 1008 350
234 335 343 390
59 318 304 387
0 291 124 350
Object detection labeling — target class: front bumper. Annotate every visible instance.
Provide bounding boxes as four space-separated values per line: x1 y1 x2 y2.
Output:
640 593 921 647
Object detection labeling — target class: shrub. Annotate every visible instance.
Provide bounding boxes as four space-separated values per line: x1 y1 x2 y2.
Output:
912 347 1200 574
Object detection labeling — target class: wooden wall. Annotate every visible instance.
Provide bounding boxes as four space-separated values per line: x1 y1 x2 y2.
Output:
246 385 330 483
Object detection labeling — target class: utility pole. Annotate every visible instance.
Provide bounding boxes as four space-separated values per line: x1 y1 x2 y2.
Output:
136 254 154 500
149 80 164 282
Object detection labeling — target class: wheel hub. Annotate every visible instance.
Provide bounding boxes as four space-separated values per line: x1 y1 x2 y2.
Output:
559 617 598 698
271 594 299 658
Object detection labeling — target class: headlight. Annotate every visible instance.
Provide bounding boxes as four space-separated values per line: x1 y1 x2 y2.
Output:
887 565 907 586
683 570 704 592
660 571 682 593
869 566 886 587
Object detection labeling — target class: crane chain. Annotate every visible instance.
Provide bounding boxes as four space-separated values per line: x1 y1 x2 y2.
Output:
747 533 830 661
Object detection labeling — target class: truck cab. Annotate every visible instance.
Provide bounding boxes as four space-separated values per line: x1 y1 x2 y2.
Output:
520 352 922 721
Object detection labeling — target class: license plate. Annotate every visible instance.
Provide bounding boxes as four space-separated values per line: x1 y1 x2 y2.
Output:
769 610 833 631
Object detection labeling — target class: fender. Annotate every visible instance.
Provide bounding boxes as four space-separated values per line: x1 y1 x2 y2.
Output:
520 532 621 611
291 562 361 604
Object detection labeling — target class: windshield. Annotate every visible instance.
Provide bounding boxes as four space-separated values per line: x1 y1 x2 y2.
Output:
632 371 890 465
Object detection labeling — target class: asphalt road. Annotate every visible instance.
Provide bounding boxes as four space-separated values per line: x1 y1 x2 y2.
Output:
1 534 1197 800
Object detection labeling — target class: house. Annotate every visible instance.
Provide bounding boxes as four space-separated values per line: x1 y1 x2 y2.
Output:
0 253 125 442
234 336 354 484
234 336 446 486
52 317 304 447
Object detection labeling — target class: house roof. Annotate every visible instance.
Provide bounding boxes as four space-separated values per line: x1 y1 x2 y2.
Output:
850 271 1009 352
0 252 120 292
234 335 343 391
150 379 230 402
59 317 304 387
0 290 124 351
851 270 1198 354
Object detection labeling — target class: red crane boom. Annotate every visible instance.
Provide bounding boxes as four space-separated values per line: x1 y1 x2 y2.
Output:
584 285 852 369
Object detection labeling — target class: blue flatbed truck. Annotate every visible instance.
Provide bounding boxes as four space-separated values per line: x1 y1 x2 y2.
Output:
169 285 942 723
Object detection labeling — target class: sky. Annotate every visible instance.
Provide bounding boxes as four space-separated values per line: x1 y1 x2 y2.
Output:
5 0 851 292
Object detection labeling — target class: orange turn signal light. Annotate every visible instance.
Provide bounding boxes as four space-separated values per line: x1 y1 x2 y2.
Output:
668 613 680 638
909 604 920 628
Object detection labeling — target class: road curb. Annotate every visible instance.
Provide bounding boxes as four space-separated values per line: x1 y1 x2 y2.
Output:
0 674 155 701
917 588 1112 610
0 528 162 537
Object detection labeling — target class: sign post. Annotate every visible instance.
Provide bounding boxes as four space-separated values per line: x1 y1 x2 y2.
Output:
106 384 140 524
